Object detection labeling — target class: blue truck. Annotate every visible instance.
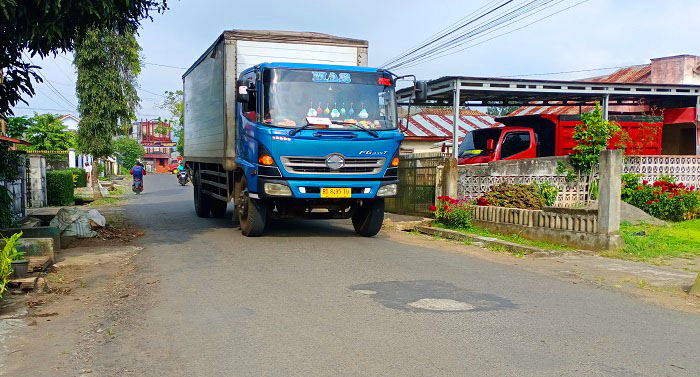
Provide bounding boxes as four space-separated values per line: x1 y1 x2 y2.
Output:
183 30 423 237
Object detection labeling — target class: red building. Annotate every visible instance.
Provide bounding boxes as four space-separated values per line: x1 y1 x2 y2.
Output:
135 119 175 173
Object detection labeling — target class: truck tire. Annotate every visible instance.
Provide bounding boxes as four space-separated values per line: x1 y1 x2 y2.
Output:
193 169 212 218
210 199 228 218
352 198 385 237
235 176 267 237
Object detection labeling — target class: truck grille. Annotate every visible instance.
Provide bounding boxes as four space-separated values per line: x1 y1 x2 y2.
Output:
281 155 385 174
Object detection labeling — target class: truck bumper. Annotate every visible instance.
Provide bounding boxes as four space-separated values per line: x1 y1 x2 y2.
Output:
257 178 398 199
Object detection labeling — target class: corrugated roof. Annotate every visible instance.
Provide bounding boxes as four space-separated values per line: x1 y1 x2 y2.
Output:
401 109 501 140
509 64 653 116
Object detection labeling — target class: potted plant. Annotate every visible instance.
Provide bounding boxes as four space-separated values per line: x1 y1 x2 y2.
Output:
3 232 28 279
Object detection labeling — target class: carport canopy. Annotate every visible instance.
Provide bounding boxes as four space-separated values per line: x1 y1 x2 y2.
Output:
396 76 700 158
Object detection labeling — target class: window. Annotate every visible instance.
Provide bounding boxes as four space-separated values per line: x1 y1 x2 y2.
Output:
240 73 257 121
500 132 531 159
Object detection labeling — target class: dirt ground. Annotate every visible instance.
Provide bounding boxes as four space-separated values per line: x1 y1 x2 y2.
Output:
0 214 145 377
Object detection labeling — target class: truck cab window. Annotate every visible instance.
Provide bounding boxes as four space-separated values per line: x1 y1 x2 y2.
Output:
241 78 257 121
500 132 531 159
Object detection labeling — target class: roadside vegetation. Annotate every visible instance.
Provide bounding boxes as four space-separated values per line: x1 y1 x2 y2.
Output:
613 220 700 261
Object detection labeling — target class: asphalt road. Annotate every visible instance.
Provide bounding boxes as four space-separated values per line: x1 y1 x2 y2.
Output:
99 174 700 377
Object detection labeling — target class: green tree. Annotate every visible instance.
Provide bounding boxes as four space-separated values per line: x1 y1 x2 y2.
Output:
160 90 184 156
0 1 166 118
486 104 520 116
22 113 76 151
75 27 142 196
113 136 145 169
569 103 621 174
6 115 32 138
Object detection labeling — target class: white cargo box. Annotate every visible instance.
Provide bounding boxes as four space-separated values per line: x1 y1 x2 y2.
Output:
183 30 369 170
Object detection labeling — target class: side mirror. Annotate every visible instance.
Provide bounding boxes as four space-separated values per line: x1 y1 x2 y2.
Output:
236 79 249 103
415 81 428 102
486 139 495 151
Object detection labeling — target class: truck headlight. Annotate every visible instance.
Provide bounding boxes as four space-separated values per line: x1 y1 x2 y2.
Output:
264 183 292 196
377 183 397 197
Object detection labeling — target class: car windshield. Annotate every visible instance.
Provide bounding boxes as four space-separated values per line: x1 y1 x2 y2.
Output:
262 68 397 130
459 129 502 157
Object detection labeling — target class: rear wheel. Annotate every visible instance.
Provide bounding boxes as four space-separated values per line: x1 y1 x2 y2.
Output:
235 175 267 237
193 169 212 218
352 199 385 237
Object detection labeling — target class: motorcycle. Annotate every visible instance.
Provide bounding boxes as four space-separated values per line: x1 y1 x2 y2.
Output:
177 170 189 186
132 177 144 194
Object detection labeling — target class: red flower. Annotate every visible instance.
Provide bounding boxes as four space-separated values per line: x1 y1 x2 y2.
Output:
647 200 653 205
654 199 659 203
642 179 648 185
429 205 437 211
443 205 449 211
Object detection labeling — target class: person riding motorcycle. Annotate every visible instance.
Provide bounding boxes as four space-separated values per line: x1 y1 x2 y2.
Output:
130 161 146 191
177 161 189 185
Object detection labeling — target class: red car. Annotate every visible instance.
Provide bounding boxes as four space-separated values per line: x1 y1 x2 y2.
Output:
168 160 180 174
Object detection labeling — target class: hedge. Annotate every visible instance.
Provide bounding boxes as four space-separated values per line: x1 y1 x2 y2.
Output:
66 168 88 188
47 170 75 206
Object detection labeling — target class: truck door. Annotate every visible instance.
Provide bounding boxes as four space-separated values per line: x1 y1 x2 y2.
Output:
498 130 536 160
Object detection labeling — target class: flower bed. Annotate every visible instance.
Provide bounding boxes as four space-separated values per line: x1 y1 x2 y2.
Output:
625 179 699 221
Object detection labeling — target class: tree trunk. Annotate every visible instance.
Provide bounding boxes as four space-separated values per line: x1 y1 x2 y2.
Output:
92 162 102 199
690 273 700 297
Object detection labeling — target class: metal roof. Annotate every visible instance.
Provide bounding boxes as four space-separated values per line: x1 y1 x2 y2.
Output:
397 75 700 108
401 109 500 139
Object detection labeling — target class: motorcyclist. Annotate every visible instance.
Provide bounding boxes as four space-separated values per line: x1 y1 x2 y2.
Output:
130 161 146 191
177 161 188 184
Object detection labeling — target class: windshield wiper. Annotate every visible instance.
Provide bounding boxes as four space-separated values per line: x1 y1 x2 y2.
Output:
289 123 315 136
331 120 378 138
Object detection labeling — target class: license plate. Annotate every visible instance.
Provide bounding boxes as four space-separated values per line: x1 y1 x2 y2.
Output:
321 187 351 198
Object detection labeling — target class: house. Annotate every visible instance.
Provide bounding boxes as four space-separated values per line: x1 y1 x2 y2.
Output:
134 119 175 173
58 114 80 132
399 108 501 154
508 54 700 155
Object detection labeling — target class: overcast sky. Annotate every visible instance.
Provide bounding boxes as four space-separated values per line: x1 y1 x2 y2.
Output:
12 0 700 121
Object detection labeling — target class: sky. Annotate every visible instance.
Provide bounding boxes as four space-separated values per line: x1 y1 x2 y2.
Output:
11 0 700 121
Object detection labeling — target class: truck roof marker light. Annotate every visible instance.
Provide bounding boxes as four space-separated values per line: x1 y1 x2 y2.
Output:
391 157 400 167
259 155 275 166
378 78 392 86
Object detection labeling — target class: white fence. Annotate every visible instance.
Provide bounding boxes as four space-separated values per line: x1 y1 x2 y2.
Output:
624 155 700 187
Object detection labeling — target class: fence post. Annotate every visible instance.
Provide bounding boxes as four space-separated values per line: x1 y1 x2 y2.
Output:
597 149 622 234
441 158 458 198
68 148 76 168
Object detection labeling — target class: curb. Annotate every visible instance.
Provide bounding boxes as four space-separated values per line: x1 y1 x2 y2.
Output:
413 225 575 257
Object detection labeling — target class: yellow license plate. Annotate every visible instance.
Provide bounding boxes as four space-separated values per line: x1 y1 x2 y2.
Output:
321 187 351 198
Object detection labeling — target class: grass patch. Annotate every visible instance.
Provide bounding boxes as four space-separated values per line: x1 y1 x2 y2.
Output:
611 219 700 261
88 196 124 207
431 222 573 251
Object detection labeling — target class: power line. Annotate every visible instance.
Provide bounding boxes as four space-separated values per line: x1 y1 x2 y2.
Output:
500 64 634 78
388 0 562 70
23 53 76 108
143 62 187 70
12 106 76 113
395 0 589 70
382 0 517 68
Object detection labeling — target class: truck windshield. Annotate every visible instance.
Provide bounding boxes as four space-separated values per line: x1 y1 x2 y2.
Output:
459 129 502 157
262 68 397 130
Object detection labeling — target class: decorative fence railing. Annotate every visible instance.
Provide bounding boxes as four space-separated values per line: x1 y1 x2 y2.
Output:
457 157 594 207
624 155 700 187
385 152 448 216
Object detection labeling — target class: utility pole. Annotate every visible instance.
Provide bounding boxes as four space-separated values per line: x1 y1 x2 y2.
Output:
0 68 6 136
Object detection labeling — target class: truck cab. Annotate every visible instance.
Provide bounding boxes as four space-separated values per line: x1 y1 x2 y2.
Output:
458 127 536 164
231 63 404 236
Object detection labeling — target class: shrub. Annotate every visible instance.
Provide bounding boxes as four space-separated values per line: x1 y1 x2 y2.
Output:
626 180 699 221
478 183 545 210
431 196 472 229
535 182 559 207
621 173 643 201
66 167 88 188
47 170 75 206
0 232 22 299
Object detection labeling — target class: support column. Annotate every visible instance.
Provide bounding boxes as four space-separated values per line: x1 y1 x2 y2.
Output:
68 148 76 168
452 80 461 160
695 96 700 155
597 149 622 234
602 94 610 120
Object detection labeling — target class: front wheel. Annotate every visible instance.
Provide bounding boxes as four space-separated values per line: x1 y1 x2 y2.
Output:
235 176 267 237
352 199 385 237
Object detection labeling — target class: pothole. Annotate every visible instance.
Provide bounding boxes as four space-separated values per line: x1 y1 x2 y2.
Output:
354 290 377 295
407 298 475 311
